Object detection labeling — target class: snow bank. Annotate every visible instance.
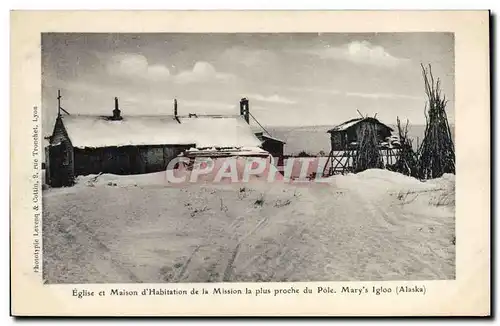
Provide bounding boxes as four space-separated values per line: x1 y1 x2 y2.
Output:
73 168 455 211
356 169 428 187
328 169 425 187
44 168 455 283
425 173 455 207
75 172 168 187
324 169 439 201
426 173 455 187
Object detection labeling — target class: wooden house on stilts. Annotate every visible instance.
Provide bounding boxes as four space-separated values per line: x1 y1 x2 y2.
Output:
323 116 401 175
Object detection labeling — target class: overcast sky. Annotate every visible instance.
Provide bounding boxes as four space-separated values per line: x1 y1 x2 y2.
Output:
42 33 454 132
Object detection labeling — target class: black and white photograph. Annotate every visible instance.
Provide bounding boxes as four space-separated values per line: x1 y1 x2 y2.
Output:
9 9 493 317
41 32 457 284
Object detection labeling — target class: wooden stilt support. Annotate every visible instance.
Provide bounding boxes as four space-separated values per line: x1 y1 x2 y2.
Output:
322 149 333 176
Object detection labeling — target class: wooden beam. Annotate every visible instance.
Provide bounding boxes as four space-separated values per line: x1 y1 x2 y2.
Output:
57 90 61 116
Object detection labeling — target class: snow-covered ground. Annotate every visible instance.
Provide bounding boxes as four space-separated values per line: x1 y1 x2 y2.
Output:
42 169 455 283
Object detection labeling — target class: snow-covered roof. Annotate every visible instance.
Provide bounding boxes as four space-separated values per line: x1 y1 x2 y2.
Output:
327 117 394 133
60 114 263 149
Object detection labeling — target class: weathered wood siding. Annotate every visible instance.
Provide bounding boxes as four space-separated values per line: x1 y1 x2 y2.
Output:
354 121 392 143
330 121 393 151
163 145 193 169
48 116 75 187
44 146 50 185
331 131 346 151
139 146 164 173
73 144 193 176
74 148 103 176
262 139 284 165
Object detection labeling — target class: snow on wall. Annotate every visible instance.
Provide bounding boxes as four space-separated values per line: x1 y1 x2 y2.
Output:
61 115 262 149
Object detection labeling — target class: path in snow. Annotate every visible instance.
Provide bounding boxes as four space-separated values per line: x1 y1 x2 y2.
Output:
42 171 455 283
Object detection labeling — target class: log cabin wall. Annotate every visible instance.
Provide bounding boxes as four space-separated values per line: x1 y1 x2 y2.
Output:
72 144 195 177
48 116 75 187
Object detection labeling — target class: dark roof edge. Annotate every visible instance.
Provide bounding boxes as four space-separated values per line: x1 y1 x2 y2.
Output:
327 117 394 133
261 134 286 144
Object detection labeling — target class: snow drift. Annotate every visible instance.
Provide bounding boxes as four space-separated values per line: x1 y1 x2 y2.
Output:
44 169 455 283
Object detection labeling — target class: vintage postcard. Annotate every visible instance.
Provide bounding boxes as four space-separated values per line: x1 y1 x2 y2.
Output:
10 11 490 316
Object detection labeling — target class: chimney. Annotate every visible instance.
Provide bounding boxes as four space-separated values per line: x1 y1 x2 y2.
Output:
112 97 122 120
240 98 249 124
174 99 178 117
